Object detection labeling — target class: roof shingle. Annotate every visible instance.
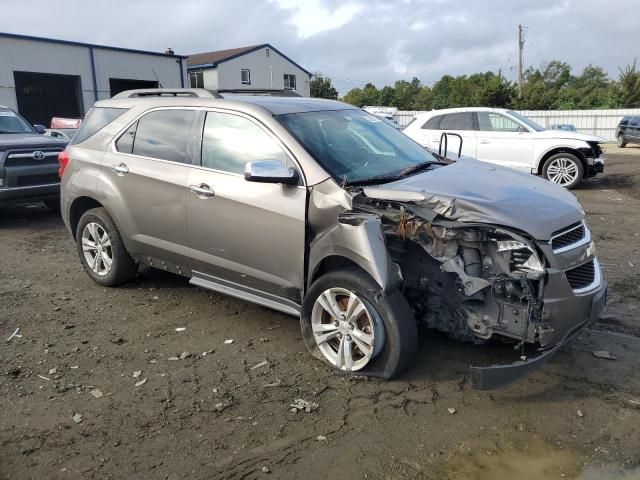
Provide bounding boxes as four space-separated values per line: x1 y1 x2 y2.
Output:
187 45 263 66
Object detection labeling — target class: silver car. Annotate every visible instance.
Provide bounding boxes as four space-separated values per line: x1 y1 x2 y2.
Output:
60 89 606 389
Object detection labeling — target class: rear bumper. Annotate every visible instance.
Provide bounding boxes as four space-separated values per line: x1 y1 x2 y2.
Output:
470 273 607 390
0 183 60 204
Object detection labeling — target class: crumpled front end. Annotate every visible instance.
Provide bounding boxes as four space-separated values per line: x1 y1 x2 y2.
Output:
347 193 606 389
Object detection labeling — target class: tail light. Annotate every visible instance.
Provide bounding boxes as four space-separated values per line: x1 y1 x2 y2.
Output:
58 150 69 178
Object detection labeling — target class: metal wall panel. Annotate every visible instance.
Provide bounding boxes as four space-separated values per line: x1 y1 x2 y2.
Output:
0 36 93 112
92 49 184 100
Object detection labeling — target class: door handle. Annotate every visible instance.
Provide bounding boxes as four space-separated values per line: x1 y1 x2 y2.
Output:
189 183 215 198
111 163 129 175
479 140 491 144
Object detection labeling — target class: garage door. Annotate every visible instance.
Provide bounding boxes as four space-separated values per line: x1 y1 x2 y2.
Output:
13 71 83 127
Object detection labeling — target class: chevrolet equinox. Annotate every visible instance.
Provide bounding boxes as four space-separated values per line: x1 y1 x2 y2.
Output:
60 89 607 389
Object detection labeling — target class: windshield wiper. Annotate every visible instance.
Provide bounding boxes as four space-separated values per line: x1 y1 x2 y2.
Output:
345 172 405 187
395 160 436 178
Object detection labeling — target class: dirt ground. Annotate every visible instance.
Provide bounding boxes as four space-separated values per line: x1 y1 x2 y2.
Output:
2 147 640 480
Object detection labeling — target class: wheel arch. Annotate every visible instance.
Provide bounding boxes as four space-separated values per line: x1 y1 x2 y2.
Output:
69 196 104 238
535 147 587 175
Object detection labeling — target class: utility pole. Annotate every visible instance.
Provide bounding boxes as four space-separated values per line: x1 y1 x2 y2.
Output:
518 24 525 98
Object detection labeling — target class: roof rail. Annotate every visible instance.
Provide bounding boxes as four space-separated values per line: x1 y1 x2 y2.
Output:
217 89 302 97
112 88 222 99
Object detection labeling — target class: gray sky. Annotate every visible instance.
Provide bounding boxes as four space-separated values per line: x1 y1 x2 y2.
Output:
1 0 638 93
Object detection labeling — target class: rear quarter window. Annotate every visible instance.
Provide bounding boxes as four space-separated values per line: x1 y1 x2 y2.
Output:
70 107 127 145
422 115 442 129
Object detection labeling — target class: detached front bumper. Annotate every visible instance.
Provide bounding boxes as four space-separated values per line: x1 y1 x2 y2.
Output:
470 266 607 390
585 153 605 177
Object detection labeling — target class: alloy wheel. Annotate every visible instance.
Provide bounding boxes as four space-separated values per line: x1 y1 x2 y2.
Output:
81 222 113 276
546 157 580 186
310 288 384 371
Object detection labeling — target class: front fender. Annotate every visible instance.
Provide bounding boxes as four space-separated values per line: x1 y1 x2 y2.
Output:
308 214 402 292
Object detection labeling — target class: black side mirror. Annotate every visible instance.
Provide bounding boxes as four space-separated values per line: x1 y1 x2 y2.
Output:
244 160 300 186
33 124 46 134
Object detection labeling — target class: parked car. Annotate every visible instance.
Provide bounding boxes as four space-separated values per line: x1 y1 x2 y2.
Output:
44 117 81 141
616 115 640 147
550 123 577 132
403 107 606 189
60 89 606 389
0 105 68 210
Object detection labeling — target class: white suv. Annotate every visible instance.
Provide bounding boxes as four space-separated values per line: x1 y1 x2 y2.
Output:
403 107 606 189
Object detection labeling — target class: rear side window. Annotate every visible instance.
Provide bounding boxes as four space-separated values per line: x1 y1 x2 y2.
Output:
439 113 475 131
201 111 288 174
70 107 126 145
422 115 442 129
129 109 195 163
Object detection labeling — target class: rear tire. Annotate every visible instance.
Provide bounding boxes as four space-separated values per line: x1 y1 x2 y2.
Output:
618 133 627 148
542 153 584 189
301 268 418 379
75 207 137 287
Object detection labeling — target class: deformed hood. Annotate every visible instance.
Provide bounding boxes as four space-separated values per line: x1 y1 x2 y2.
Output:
534 129 605 143
362 159 584 240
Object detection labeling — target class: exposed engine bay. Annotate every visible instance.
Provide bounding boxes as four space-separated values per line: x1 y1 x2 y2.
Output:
345 194 549 349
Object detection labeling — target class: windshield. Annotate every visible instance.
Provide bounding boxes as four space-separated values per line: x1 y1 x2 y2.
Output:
507 110 545 132
276 110 436 184
0 109 33 134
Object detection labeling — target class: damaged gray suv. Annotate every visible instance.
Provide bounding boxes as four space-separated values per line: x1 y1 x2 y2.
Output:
60 89 606 389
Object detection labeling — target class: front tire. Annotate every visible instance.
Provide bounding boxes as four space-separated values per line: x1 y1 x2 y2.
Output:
75 207 137 286
542 153 584 189
618 134 627 148
301 268 418 379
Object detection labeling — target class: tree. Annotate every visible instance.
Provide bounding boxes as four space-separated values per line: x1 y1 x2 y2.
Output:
617 59 640 107
342 87 363 106
310 73 338 99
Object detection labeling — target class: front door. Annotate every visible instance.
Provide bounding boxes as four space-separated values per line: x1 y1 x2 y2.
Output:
475 111 534 171
186 110 306 304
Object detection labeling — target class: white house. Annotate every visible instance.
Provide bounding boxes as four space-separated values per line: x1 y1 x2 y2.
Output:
187 44 311 96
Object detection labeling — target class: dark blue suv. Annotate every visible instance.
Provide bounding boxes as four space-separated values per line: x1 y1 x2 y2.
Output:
616 115 640 148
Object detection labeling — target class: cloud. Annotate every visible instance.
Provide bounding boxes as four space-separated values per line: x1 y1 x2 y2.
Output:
0 0 638 94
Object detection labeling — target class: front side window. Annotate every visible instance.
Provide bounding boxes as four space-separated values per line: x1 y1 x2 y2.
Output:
477 112 522 132
71 107 127 145
277 110 436 184
284 74 296 90
129 109 195 163
439 113 474 131
0 108 33 134
507 110 545 132
189 71 204 88
201 111 288 174
241 69 251 84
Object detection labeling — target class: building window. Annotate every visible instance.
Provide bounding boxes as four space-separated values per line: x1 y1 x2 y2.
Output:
241 69 251 84
189 71 204 88
266 48 270 57
284 74 296 90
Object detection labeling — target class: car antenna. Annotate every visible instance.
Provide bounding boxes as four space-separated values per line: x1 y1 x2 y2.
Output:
152 69 163 88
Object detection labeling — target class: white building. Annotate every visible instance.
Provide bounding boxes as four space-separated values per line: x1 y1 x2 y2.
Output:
187 44 311 96
0 32 187 126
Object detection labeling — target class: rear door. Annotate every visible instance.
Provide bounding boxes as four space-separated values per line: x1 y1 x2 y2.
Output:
429 112 477 158
185 109 306 304
102 108 197 271
475 111 534 171
630 116 640 141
